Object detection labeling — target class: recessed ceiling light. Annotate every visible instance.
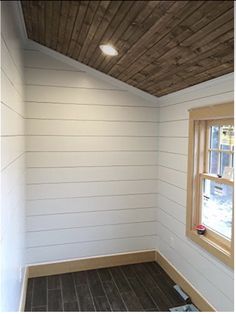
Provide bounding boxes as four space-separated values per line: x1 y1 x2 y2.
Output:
99 44 118 56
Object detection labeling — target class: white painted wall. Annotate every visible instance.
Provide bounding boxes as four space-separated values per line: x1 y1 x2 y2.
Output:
157 73 234 311
0 2 25 311
24 48 159 264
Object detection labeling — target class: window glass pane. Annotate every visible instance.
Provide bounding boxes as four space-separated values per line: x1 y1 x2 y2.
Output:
210 126 219 149
201 179 233 239
220 152 231 176
220 125 234 150
209 151 218 174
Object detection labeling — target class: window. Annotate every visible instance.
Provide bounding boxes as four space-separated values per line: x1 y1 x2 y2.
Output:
186 103 234 267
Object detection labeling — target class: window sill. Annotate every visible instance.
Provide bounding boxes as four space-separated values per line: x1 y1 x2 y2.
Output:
187 229 233 268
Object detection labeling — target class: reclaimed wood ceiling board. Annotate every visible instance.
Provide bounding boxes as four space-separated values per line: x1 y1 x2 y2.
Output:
21 1 234 97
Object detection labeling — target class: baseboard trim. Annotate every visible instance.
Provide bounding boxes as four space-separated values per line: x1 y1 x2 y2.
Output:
155 251 216 312
19 267 29 312
28 250 156 278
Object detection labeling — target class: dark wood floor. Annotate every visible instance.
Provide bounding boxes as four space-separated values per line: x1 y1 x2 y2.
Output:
25 262 189 312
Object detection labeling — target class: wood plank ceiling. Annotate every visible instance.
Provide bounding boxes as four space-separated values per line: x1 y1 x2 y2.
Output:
21 1 234 97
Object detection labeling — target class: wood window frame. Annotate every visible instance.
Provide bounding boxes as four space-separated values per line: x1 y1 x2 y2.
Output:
186 102 234 268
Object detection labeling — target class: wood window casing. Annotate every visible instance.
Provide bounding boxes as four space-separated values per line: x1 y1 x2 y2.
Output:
186 102 234 268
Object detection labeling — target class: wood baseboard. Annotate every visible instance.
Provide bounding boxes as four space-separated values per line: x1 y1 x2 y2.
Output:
28 250 156 278
19 267 29 312
155 251 216 312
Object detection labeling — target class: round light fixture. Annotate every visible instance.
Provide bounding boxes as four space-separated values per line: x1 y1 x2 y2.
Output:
99 44 118 56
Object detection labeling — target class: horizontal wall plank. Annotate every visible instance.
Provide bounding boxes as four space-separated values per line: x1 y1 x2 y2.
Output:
158 137 188 155
27 180 158 200
1 186 25 237
1 38 23 92
26 119 158 136
159 92 234 122
26 193 158 216
27 221 156 247
1 69 24 116
26 102 159 121
158 73 234 107
158 180 186 207
24 49 78 71
26 208 156 231
26 151 158 167
26 136 158 152
27 165 158 184
25 67 123 90
26 85 155 107
1 153 25 196
1 104 24 136
26 236 156 264
157 194 185 224
158 151 187 172
159 166 187 190
159 120 188 137
1 137 24 171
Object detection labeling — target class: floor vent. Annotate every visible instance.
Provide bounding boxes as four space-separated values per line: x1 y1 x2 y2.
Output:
169 304 199 312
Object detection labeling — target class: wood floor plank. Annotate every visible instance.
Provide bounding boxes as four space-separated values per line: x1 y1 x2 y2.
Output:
32 305 47 311
109 267 131 293
144 263 185 306
64 301 79 311
60 273 77 303
93 295 111 311
125 276 157 310
132 264 172 311
73 270 88 286
120 290 144 311
97 267 112 282
87 269 106 297
47 289 63 312
76 284 96 311
47 275 61 290
120 264 138 279
102 280 127 311
32 277 47 307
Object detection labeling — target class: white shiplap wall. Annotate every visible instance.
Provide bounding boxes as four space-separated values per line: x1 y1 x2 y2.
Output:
0 2 25 312
23 41 234 312
157 73 234 311
25 49 159 264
